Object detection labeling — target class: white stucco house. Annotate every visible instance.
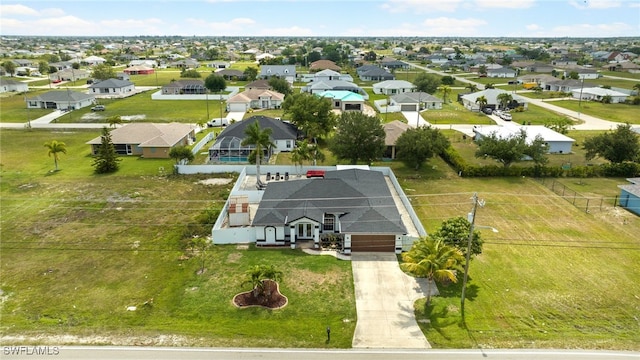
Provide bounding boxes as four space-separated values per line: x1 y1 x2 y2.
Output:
88 78 135 97
461 89 529 111
571 87 629 103
226 89 285 112
473 125 575 154
372 80 416 95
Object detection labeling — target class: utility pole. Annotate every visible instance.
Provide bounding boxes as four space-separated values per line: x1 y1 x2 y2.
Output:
461 192 483 318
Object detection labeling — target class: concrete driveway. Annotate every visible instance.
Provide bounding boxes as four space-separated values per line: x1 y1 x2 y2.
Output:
351 252 436 349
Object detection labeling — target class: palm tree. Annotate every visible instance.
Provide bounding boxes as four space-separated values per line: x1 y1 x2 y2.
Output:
496 93 513 110
290 139 311 176
475 96 488 111
400 237 464 308
465 83 479 93
43 140 67 171
242 264 283 300
241 121 274 185
107 115 122 128
438 85 452 104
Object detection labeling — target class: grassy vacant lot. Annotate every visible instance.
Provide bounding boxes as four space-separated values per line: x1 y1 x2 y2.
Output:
0 129 355 348
545 100 640 125
510 104 573 126
0 90 56 123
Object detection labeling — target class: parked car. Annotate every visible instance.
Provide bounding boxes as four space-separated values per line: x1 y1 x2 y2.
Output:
500 112 512 121
91 105 105 112
52 79 62 84
493 109 502 117
482 107 493 115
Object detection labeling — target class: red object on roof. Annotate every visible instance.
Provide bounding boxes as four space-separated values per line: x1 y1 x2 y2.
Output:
306 170 325 178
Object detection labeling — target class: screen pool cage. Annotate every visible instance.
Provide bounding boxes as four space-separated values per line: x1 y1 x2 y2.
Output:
208 136 271 163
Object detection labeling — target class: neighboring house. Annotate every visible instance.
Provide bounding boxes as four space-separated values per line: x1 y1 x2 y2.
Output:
259 65 296 84
116 73 131 81
26 90 95 110
170 58 199 69
460 89 529 111
517 74 558 87
487 67 517 78
390 92 443 111
49 69 90 82
606 61 640 73
473 125 574 154
251 168 407 253
372 80 415 95
563 68 599 80
207 61 231 69
88 78 135 96
208 115 298 163
526 63 554 73
216 69 245 80
381 59 409 70
301 80 368 99
245 79 271 90
226 89 285 112
123 65 155 75
86 123 196 158
618 178 640 216
13 59 33 67
49 61 74 71
309 60 342 72
0 78 28 93
571 87 629 103
356 65 394 81
318 90 365 111
128 59 157 68
162 80 206 95
301 70 353 83
383 120 410 159
545 79 596 92
83 56 106 66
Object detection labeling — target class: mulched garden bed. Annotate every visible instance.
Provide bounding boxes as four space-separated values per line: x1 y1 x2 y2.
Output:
233 279 288 309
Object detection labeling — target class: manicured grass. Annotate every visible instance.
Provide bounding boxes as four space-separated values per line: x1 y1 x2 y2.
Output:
0 129 355 348
600 71 640 80
0 90 53 123
509 103 573 126
587 77 639 90
543 100 640 124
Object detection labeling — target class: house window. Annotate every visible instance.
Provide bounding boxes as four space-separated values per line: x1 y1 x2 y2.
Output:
323 214 334 231
286 140 292 149
297 223 313 238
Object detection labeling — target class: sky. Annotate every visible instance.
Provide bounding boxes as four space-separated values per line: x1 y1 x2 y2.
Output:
1 0 639 38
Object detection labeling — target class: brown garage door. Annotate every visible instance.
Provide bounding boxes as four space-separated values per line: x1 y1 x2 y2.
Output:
401 104 417 112
351 234 396 252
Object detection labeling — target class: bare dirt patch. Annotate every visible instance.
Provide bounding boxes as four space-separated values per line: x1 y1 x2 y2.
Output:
197 178 233 186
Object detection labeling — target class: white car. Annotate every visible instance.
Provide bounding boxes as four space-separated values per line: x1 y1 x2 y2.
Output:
500 112 512 121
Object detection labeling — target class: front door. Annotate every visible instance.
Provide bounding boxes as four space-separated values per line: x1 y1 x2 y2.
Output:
297 223 313 239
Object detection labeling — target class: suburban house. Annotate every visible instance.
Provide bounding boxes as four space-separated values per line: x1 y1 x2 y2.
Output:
128 59 157 68
26 90 95 110
49 61 74 71
123 65 155 75
618 178 640 216
372 80 415 95
88 78 135 96
0 78 28 93
562 67 599 80
170 58 199 69
259 65 296 84
318 90 365 112
216 69 245 80
383 120 410 159
381 59 409 70
49 69 90 82
245 79 271 90
226 89 285 112
251 168 408 253
86 123 196 158
571 87 629 103
207 61 231 69
545 79 596 92
487 67 517 78
162 80 206 95
606 61 640 73
83 56 106 66
473 125 575 154
208 116 298 163
301 80 368 99
525 63 554 73
309 60 341 72
390 92 443 111
356 65 395 81
460 89 529 111
302 69 352 83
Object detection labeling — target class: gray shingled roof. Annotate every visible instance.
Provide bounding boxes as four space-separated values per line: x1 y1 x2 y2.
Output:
252 169 407 235
391 92 442 104
29 90 94 102
214 115 298 143
88 78 134 88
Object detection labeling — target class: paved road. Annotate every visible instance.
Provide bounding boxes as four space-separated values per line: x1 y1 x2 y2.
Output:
3 346 638 359
351 253 433 349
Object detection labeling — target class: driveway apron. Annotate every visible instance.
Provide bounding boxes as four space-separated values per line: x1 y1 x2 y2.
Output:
351 252 433 348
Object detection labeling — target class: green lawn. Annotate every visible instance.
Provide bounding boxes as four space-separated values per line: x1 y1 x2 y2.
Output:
600 71 640 80
544 100 640 124
0 90 53 123
510 103 573 126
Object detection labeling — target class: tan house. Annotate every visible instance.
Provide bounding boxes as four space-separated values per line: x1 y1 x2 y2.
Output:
383 120 410 159
87 123 196 158
226 89 285 112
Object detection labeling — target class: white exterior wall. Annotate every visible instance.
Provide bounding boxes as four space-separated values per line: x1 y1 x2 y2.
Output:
547 141 573 154
228 102 250 112
273 139 294 153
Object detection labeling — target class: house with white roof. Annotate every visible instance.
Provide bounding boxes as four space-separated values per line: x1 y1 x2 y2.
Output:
226 89 285 112
571 87 628 103
460 89 529 111
473 125 575 154
372 80 416 95
83 55 106 66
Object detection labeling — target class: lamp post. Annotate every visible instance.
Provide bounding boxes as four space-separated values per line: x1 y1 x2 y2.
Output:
460 193 497 318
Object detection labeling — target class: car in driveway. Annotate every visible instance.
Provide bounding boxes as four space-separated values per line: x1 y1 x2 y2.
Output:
500 111 512 121
91 105 105 112
482 107 493 115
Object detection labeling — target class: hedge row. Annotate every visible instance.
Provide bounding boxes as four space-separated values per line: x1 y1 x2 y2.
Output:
439 146 640 178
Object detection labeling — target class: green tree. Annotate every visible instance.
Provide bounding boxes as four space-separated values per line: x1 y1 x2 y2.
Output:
243 67 258 81
438 85 452 104
91 64 116 81
544 118 572 135
496 93 513 109
38 61 49 76
180 69 201 78
2 61 16 77
601 95 612 104
466 83 479 93
92 127 120 174
568 71 580 80
441 75 455 85
241 121 275 185
43 140 67 171
400 237 464 308
478 65 487 76
475 129 547 167
583 123 640 163
431 216 483 259
242 264 283 301
475 95 488 110
204 73 226 93
413 73 441 94
169 145 195 165
395 126 450 170
72 62 80 70
107 115 122 128
268 76 292 96
291 139 312 176
329 112 385 165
